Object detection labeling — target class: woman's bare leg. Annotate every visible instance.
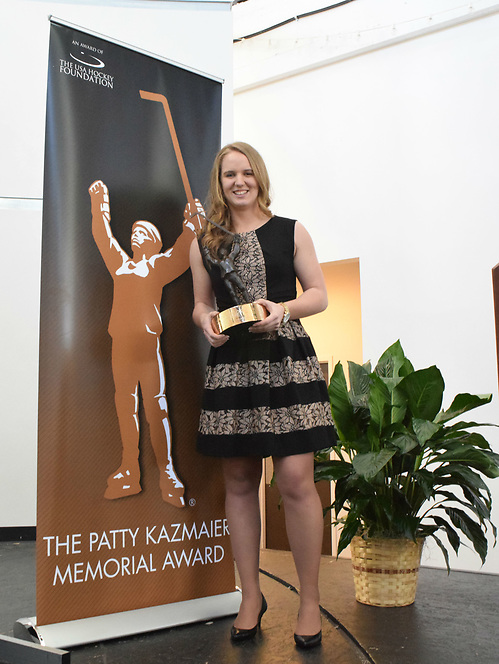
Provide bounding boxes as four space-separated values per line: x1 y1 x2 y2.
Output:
274 453 323 636
223 456 264 629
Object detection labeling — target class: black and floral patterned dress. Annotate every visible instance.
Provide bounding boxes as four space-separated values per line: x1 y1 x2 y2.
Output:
197 216 336 458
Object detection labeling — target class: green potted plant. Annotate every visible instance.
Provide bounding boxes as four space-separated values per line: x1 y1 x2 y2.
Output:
314 341 499 606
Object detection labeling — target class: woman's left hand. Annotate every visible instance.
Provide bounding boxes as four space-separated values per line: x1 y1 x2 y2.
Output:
249 299 285 333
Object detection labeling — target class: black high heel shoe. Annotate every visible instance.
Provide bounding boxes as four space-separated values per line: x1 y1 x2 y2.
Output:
230 594 268 642
294 630 322 649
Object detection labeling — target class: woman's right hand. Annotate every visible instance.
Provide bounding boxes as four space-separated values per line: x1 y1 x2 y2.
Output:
190 239 229 347
201 311 229 347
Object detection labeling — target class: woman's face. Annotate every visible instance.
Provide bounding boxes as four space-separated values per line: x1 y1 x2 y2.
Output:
220 150 260 212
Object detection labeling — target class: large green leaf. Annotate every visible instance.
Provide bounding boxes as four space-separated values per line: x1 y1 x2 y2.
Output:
430 516 461 555
413 418 441 445
435 489 490 522
389 383 408 425
429 533 451 573
374 340 413 379
348 361 371 401
432 465 492 504
360 493 392 533
447 431 495 450
336 502 366 555
332 474 377 518
332 475 370 516
328 362 364 442
390 432 419 454
438 420 497 437
336 518 360 556
332 477 349 516
390 514 423 540
418 523 439 538
445 507 488 563
435 393 493 424
413 469 437 499
397 366 444 421
429 428 496 451
433 462 489 484
352 449 396 479
460 486 492 520
314 448 334 463
313 459 353 482
367 374 391 435
430 446 499 478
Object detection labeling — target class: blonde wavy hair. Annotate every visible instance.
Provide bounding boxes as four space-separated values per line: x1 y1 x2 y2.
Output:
200 142 272 255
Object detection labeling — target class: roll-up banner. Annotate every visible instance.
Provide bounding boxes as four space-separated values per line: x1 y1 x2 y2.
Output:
34 19 237 643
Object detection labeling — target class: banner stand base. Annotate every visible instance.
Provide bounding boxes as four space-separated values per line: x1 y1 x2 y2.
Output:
14 590 241 649
0 634 69 664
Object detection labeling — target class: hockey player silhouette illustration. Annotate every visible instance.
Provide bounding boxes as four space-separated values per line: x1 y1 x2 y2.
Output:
89 179 203 507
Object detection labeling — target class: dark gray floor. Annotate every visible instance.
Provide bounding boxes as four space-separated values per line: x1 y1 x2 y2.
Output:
1 541 498 663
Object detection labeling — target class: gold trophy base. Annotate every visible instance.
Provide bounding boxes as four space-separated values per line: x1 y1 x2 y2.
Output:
213 302 268 335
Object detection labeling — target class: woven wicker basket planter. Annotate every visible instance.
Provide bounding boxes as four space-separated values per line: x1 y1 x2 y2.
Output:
350 536 425 607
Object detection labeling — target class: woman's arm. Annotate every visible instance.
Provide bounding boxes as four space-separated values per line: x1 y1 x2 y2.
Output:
189 239 229 347
288 221 328 317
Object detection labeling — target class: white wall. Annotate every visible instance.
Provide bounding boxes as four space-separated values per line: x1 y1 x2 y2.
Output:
0 0 233 527
233 1 499 573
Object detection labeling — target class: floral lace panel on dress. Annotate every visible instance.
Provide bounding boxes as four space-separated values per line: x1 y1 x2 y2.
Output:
199 402 332 437
204 356 325 390
233 232 267 302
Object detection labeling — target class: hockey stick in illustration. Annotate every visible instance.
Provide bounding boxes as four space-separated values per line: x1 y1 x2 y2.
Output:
139 90 205 231
139 90 234 236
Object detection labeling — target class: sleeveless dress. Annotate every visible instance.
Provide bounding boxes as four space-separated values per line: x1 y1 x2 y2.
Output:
197 216 336 458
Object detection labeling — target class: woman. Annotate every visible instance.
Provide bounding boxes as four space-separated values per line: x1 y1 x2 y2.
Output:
189 142 335 649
